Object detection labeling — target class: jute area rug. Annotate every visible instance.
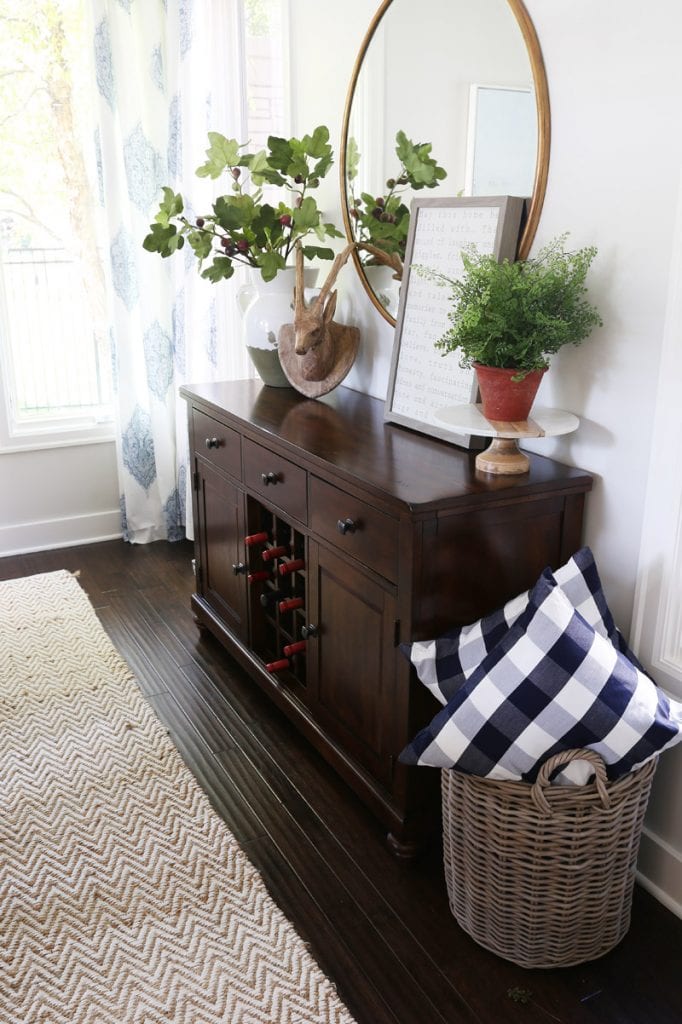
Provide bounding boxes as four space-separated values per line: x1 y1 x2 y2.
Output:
0 571 357 1024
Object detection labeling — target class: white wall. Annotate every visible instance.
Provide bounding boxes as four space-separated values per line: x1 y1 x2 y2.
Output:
0 440 120 555
290 0 682 914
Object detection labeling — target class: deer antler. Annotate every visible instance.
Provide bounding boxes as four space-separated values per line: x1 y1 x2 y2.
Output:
311 242 358 313
294 240 307 316
356 242 403 280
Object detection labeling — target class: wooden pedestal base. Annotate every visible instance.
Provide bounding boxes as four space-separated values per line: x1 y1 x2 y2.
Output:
476 437 530 475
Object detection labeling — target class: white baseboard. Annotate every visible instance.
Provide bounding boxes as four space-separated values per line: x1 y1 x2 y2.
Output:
0 509 123 557
636 826 682 919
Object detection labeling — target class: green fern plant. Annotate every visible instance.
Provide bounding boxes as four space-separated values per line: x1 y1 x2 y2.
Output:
415 234 602 378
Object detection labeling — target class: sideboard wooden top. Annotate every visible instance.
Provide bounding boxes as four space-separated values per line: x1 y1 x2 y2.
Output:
181 380 592 513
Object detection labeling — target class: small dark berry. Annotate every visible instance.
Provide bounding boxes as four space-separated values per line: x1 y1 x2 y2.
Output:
236 239 249 253
375 197 385 207
231 167 241 180
220 235 231 248
294 174 304 184
279 214 292 227
397 174 408 185
386 178 396 189
371 207 383 219
196 217 205 228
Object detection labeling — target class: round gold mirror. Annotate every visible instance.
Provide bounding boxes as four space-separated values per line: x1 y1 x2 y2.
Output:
340 0 550 324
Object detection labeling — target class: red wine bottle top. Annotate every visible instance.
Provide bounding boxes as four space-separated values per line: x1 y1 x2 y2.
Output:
245 531 269 547
265 658 289 673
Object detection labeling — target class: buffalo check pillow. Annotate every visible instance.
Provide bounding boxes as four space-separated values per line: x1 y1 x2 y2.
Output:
402 547 643 706
399 570 682 782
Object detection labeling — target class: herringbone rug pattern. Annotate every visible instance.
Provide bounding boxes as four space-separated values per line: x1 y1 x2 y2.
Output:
0 571 356 1024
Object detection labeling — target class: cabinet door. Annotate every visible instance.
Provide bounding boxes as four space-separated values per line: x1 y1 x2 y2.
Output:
195 456 248 641
307 542 397 786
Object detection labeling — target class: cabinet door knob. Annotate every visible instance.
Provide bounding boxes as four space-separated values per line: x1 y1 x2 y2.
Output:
301 623 319 640
205 437 220 449
261 471 279 486
232 562 247 575
337 517 357 535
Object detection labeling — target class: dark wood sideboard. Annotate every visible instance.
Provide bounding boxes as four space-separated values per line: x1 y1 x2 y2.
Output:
180 380 592 857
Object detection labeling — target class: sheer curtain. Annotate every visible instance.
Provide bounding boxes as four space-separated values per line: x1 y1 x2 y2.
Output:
91 0 252 544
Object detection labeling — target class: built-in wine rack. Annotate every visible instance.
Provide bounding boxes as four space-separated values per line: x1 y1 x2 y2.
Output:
246 496 307 689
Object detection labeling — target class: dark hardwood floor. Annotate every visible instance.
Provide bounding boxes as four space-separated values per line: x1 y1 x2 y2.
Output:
2 538 681 1024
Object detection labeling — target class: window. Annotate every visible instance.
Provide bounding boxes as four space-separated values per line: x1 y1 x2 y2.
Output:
0 0 113 449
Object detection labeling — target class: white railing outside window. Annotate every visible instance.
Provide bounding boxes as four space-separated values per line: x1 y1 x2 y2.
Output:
0 246 112 430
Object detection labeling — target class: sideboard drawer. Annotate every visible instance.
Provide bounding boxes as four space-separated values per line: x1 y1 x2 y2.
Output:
193 409 241 480
243 437 308 523
310 476 399 583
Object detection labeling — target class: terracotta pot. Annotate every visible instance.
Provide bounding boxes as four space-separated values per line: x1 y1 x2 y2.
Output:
474 363 547 422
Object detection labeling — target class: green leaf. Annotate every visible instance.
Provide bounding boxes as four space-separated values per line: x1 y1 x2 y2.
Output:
292 196 320 232
266 135 294 173
196 133 242 178
323 222 345 239
247 149 287 187
213 194 256 231
256 251 287 282
187 230 213 261
142 223 183 256
302 125 331 158
395 130 447 188
311 153 334 181
153 187 183 226
346 137 360 182
302 245 334 261
201 256 235 283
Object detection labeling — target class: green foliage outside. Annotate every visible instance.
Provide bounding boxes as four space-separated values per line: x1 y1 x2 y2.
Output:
416 234 603 377
0 0 95 250
346 131 446 265
144 127 344 283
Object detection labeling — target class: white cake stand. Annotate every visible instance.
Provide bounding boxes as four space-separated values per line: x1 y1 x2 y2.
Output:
434 404 580 475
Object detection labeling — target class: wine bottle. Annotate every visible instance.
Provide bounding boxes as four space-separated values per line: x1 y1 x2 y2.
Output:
278 558 305 577
261 545 289 562
245 531 269 547
283 640 306 657
247 570 271 584
265 658 289 673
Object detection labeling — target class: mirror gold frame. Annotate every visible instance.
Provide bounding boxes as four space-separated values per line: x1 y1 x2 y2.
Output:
339 0 551 326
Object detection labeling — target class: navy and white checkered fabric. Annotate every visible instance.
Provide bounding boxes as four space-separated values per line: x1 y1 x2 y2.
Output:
402 547 641 706
400 571 682 782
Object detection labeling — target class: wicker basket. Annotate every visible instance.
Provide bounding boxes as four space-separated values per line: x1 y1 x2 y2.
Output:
442 749 657 969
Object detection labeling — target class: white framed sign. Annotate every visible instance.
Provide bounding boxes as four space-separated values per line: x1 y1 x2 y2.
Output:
385 196 525 447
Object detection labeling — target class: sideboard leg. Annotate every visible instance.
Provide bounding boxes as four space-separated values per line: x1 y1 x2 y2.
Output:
386 831 423 862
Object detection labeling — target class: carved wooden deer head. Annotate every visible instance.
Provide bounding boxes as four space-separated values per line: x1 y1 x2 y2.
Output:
277 240 360 397
291 240 357 357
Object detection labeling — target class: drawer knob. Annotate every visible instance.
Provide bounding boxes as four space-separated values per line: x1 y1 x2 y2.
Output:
261 471 279 486
205 437 221 449
232 562 247 575
301 623 319 640
337 517 357 535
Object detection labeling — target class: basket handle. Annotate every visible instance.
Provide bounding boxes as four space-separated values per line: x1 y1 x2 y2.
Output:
530 749 610 816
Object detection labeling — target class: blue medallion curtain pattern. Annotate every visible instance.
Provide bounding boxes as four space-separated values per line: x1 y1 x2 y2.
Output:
91 0 250 543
